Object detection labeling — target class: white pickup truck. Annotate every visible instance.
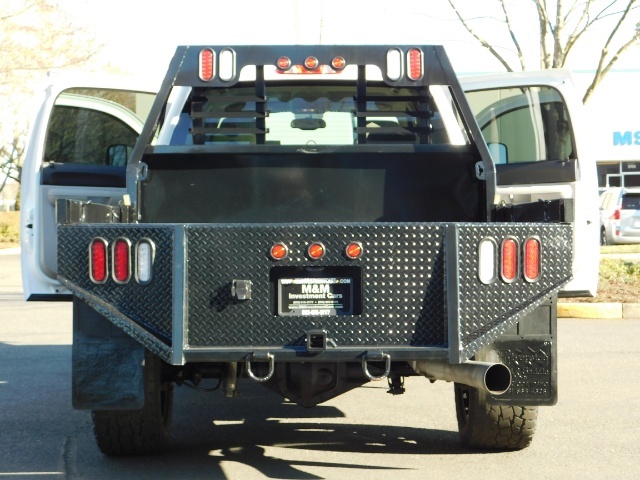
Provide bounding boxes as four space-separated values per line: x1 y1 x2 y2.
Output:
21 45 598 455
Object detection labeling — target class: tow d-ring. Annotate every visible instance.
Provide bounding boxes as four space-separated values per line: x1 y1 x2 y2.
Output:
362 352 391 381
246 352 275 382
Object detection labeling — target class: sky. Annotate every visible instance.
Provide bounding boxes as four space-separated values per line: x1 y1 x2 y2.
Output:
64 0 640 80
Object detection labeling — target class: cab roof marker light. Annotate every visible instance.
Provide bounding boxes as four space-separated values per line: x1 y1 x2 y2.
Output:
523 237 541 282
199 48 215 81
276 56 291 71
477 238 497 284
386 48 403 81
135 239 155 285
219 48 235 82
89 238 108 284
331 56 346 70
304 56 319 71
500 237 518 283
407 48 423 81
112 237 132 284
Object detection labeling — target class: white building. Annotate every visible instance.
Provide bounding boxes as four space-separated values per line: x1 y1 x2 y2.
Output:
574 70 640 190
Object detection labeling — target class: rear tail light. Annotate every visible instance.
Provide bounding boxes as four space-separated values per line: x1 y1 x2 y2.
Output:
500 237 518 283
386 48 403 81
219 48 235 81
89 238 108 284
135 239 155 285
523 237 541 282
477 238 497 284
407 48 423 80
611 208 621 220
112 238 131 284
199 48 215 81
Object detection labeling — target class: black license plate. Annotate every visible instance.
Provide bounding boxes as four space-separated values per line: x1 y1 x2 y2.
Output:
278 277 353 316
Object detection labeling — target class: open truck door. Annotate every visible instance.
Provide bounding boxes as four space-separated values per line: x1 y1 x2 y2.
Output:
20 73 158 300
461 70 600 297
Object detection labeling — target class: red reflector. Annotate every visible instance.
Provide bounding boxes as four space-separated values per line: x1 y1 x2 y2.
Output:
112 238 131 283
407 48 423 80
345 242 363 259
277 56 291 70
270 243 288 260
501 238 518 282
199 48 215 81
331 56 346 70
308 242 325 260
304 56 319 70
89 239 108 283
524 238 541 282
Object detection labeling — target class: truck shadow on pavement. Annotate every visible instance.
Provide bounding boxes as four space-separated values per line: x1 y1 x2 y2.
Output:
1 343 469 480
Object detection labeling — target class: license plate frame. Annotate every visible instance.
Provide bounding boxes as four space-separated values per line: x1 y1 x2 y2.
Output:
278 277 353 316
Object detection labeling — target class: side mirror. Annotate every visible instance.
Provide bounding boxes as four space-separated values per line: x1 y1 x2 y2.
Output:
107 144 130 166
487 142 507 164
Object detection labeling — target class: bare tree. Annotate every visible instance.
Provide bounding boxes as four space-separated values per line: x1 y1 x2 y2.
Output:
446 0 640 103
0 0 102 195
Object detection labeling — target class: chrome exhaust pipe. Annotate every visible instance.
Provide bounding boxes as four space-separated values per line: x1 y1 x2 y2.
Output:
412 360 512 395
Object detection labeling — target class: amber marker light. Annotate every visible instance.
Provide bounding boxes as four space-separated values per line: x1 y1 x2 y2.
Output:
345 242 363 259
304 56 319 70
308 242 326 260
270 242 288 260
331 56 346 70
277 56 291 70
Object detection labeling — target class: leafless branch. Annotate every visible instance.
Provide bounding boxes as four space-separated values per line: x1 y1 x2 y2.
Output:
500 0 527 70
447 0 515 71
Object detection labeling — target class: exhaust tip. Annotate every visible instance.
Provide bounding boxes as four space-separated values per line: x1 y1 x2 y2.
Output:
484 363 512 395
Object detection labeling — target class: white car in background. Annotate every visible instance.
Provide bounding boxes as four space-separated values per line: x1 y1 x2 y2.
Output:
599 187 640 245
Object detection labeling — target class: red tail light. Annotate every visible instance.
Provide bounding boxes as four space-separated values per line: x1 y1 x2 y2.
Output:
112 238 131 283
501 237 518 283
610 208 621 220
523 237 541 282
199 48 215 81
89 238 108 284
407 48 423 80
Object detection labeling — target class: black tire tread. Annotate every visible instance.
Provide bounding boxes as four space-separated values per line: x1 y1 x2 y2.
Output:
455 383 537 450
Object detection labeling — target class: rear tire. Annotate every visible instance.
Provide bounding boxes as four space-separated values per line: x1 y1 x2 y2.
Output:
454 383 537 450
600 228 609 246
92 352 173 456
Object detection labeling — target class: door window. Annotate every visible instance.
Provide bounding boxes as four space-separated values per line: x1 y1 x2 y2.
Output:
466 86 574 164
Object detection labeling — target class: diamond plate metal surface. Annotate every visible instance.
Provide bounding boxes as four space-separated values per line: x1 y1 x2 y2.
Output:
452 223 572 362
57 224 175 342
57 222 572 363
185 224 447 348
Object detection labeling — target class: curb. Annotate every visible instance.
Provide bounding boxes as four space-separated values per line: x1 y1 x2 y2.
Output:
558 302 640 319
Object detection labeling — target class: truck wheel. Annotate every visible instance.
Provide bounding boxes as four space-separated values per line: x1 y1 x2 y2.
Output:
454 383 537 450
92 352 173 456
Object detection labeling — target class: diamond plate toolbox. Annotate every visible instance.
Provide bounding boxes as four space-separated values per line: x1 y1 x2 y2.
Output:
57 222 572 364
